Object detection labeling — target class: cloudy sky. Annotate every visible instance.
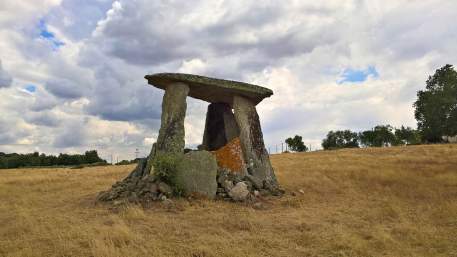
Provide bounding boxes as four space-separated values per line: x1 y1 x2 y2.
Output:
0 0 456 161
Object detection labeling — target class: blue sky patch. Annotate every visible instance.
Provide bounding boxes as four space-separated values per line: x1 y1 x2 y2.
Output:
38 19 65 49
25 84 36 93
338 66 379 84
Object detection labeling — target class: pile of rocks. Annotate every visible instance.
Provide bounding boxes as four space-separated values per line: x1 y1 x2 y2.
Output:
97 175 173 203
215 168 283 202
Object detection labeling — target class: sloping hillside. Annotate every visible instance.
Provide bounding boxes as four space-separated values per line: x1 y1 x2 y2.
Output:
0 144 456 257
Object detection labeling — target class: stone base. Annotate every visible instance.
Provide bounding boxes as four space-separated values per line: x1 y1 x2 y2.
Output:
97 155 284 204
215 168 284 201
97 174 173 203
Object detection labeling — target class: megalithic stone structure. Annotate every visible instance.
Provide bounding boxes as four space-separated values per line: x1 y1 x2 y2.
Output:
144 73 281 193
98 73 282 203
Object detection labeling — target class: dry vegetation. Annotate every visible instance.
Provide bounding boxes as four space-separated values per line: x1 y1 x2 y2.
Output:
1 144 456 257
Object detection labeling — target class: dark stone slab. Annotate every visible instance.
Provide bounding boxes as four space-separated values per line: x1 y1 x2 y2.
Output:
201 102 240 151
145 73 273 105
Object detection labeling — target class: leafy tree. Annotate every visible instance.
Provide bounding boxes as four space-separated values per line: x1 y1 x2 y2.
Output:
359 125 397 147
414 64 457 142
285 135 308 152
84 150 103 163
322 130 359 150
394 126 421 145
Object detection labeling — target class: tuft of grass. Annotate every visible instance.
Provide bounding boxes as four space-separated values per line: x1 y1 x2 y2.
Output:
0 144 456 256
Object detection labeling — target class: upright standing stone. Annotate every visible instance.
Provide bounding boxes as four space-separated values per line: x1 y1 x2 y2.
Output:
233 95 278 190
146 82 189 178
155 82 190 154
202 102 240 151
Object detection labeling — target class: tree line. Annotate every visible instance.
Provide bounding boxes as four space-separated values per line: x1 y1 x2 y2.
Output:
0 150 106 169
285 64 457 152
321 125 420 150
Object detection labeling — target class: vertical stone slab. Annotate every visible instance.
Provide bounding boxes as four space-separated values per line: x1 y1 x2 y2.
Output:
155 82 190 154
201 102 240 151
233 95 278 190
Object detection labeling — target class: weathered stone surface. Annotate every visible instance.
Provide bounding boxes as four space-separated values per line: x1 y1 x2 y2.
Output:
233 95 279 191
211 137 247 175
126 158 148 179
155 82 189 155
228 182 250 201
158 182 173 196
174 151 218 199
223 180 234 192
145 73 273 105
202 102 240 151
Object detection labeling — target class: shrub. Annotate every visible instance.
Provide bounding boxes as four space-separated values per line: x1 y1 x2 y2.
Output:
152 154 180 185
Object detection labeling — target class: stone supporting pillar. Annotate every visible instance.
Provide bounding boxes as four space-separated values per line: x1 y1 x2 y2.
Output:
154 82 190 154
201 102 240 151
233 95 278 190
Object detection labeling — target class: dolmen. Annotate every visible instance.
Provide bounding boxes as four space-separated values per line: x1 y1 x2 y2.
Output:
98 73 283 203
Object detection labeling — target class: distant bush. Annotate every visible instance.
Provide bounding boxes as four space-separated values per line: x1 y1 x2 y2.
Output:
0 150 106 169
322 130 359 150
322 125 422 150
285 135 308 152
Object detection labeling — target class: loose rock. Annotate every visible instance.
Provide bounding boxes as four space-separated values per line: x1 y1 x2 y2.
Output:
228 182 250 201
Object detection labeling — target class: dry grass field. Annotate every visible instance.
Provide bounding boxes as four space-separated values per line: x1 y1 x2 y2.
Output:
1 144 456 257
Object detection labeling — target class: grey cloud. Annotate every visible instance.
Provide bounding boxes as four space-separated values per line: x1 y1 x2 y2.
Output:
0 119 30 145
46 0 114 40
45 78 85 99
365 1 457 61
91 0 342 68
25 111 61 127
53 121 87 148
0 60 12 88
84 75 163 122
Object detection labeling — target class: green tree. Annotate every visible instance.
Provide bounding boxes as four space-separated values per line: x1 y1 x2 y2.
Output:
414 64 457 142
285 135 308 152
394 126 421 145
322 130 359 150
359 125 397 147
84 150 104 163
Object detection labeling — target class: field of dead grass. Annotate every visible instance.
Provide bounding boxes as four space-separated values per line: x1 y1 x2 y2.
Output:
0 144 456 257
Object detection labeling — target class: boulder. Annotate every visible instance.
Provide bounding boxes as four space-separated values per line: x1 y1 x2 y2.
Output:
174 151 218 199
228 182 250 201
158 182 173 196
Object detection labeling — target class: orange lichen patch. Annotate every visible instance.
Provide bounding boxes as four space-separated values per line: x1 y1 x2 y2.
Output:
211 137 246 174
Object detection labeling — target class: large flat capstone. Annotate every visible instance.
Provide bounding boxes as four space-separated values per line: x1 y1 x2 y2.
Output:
145 73 273 105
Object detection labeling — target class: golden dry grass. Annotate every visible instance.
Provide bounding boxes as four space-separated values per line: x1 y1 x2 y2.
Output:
1 144 457 257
